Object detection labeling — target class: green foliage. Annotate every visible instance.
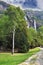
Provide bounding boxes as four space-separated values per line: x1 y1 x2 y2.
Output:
28 27 38 48
6 5 29 53
0 15 14 36
15 27 29 53
0 48 40 65
0 5 43 52
37 26 43 46
0 5 29 52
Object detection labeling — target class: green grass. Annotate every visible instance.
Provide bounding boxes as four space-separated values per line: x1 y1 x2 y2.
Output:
0 47 40 65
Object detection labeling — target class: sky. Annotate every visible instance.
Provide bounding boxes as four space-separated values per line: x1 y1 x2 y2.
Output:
1 0 43 10
37 0 43 10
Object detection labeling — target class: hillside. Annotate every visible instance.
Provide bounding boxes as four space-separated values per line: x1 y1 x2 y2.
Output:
0 1 9 13
25 10 43 26
0 0 39 9
0 0 43 26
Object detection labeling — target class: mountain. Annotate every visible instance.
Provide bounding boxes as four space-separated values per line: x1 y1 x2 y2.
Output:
0 0 43 21
0 0 43 26
1 0 38 9
0 1 9 10
25 10 43 27
1 0 42 11
25 10 43 20
0 1 9 13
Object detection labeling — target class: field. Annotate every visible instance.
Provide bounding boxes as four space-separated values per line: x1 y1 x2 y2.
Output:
0 48 40 65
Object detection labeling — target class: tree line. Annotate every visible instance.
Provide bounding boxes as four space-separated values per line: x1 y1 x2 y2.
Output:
0 5 43 53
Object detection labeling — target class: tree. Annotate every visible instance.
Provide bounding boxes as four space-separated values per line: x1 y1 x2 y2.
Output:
28 27 38 48
15 22 29 53
0 5 29 53
37 26 43 46
5 5 18 54
0 14 15 51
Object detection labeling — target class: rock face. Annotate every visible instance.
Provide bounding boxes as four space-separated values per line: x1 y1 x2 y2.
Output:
1 0 37 9
0 1 9 10
0 1 9 13
33 19 36 30
25 14 37 30
25 10 43 29
0 0 43 29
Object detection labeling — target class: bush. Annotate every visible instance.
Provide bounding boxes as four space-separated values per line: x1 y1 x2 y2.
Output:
28 27 38 48
15 27 29 53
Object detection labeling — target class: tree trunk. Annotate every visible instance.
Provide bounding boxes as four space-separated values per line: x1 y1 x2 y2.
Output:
12 28 15 54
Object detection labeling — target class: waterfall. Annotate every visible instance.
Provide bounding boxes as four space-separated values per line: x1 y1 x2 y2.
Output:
34 19 36 30
24 16 30 28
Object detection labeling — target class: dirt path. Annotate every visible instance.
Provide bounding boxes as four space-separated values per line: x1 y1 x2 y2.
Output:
19 48 43 65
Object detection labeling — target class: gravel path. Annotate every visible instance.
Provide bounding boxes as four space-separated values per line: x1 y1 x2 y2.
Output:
19 48 43 65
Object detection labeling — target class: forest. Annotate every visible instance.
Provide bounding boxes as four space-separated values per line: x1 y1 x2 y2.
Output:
0 5 43 53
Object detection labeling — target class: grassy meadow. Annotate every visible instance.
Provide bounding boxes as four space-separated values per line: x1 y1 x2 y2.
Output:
0 48 40 65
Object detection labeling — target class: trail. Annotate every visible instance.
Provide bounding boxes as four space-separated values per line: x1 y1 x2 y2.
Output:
19 48 43 65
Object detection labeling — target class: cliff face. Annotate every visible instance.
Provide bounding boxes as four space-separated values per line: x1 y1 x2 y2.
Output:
25 10 43 29
0 1 9 13
0 1 9 10
0 0 43 28
1 0 37 9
